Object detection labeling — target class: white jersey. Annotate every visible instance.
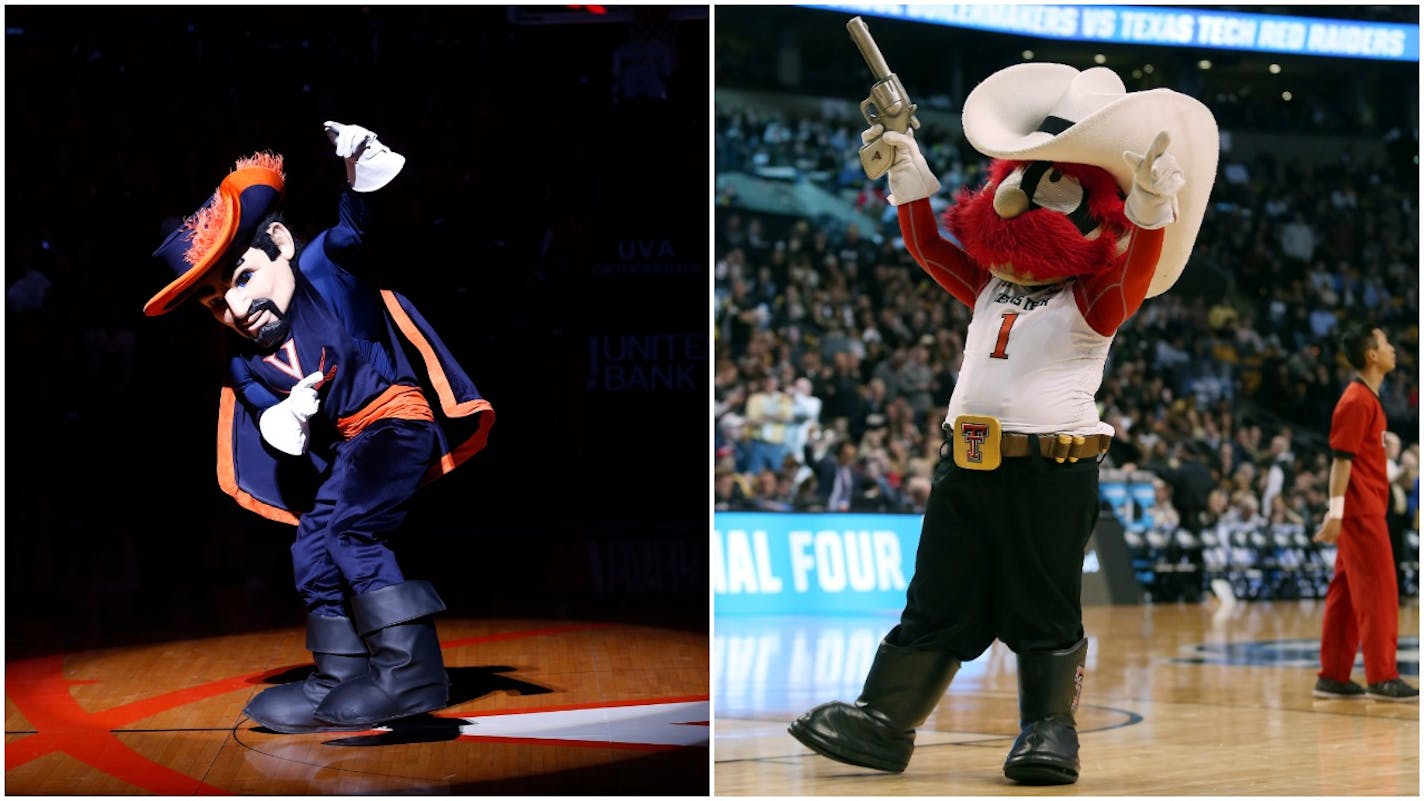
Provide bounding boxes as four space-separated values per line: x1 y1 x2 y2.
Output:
944 278 1115 437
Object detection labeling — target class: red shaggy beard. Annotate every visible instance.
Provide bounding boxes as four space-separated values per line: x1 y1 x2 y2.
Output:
944 159 1131 284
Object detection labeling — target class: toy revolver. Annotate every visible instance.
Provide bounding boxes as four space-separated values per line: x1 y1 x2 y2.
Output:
847 16 920 180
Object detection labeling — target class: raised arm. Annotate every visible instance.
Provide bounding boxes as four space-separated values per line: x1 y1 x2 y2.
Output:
1075 131 1184 335
898 198 988 308
870 125 987 308
1074 225 1164 336
318 121 406 266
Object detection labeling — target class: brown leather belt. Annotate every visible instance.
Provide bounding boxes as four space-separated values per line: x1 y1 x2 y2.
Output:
943 422 1111 463
1002 432 1111 461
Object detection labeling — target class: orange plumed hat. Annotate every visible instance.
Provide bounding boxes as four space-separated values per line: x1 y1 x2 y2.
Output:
145 152 285 316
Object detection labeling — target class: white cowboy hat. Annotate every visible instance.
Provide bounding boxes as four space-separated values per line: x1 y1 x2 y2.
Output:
962 63 1219 297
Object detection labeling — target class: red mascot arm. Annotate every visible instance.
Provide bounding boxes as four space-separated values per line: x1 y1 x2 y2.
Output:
897 199 989 309
1074 226 1166 336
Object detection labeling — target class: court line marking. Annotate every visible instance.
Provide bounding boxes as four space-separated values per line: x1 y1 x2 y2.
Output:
4 622 618 793
451 698 710 748
711 702 1144 765
711 690 1420 766
228 697 710 785
228 717 436 788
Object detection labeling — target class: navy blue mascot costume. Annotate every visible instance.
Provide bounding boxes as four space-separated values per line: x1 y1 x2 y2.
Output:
146 122 494 733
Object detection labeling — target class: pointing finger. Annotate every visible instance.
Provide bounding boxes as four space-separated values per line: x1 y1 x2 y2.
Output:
1146 130 1171 165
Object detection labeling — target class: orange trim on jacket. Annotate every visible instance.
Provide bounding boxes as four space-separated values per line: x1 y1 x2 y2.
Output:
216 387 300 526
423 398 496 483
377 291 495 484
382 290 488 417
216 294 494 526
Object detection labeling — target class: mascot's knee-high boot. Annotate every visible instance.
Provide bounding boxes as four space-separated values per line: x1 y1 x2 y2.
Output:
1003 637 1088 785
244 613 371 733
787 640 960 772
313 580 450 727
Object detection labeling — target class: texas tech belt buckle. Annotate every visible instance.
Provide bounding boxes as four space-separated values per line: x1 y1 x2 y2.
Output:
952 414 1002 471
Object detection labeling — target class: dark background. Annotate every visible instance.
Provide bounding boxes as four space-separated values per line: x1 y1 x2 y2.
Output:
6 5 710 658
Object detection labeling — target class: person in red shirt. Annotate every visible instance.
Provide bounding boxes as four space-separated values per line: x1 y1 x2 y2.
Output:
1313 323 1418 702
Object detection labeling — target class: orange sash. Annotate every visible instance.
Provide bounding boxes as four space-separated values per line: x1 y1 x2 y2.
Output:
335 384 434 440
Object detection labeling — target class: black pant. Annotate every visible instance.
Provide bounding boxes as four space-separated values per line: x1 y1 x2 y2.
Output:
886 437 1099 657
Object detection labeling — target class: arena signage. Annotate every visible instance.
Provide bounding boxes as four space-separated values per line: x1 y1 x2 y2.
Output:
586 332 705 392
713 512 1140 615
811 4 1419 61
713 513 917 615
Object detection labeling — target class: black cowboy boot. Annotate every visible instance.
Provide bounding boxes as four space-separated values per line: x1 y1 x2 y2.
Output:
313 580 450 727
1003 637 1088 785
244 613 371 733
788 640 960 772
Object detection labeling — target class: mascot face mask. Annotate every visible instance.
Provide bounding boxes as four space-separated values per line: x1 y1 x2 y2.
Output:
945 157 1130 287
146 151 297 350
192 224 298 350
956 63 1218 296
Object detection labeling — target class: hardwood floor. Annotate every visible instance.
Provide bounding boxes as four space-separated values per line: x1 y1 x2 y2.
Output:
714 600 1419 796
6 617 709 795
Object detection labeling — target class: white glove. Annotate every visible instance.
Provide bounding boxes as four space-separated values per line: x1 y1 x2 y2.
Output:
323 120 406 193
328 121 377 158
259 371 324 456
865 125 941 206
1122 130 1185 230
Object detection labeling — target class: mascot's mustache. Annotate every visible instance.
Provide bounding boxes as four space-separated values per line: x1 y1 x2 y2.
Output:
946 187 1124 283
245 298 291 350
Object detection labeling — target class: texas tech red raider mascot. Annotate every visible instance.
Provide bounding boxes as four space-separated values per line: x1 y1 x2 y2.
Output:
789 62 1217 784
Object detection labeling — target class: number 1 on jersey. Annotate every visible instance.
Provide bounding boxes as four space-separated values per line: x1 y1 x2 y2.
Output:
990 312 1019 359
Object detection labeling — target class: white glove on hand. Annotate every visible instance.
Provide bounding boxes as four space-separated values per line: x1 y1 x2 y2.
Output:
259 371 324 456
323 120 406 193
1122 130 1185 230
865 125 941 206
334 123 377 158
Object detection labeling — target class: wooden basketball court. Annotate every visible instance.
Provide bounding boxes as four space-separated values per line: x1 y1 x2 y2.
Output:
6 617 708 795
715 600 1419 796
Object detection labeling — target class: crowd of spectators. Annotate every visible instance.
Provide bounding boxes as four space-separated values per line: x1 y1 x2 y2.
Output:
712 98 1420 566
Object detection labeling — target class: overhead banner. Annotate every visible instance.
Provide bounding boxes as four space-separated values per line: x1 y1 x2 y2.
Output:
809 4 1419 61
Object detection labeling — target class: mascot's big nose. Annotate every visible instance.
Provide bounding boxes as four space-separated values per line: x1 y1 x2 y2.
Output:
993 181 1030 218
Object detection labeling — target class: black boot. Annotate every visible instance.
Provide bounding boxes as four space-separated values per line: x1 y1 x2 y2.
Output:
787 640 960 772
244 613 371 734
312 580 450 727
1003 637 1088 785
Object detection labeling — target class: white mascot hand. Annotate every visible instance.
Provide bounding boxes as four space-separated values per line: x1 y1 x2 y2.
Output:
1123 130 1185 230
866 125 941 206
259 371 324 456
333 123 377 159
323 120 406 193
